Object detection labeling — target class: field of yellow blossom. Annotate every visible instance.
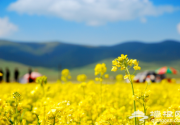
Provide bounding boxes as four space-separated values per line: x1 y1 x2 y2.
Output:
0 80 180 125
0 54 180 125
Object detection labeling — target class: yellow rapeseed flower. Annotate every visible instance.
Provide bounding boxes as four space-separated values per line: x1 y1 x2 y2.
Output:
116 74 123 81
121 54 127 60
81 82 87 87
117 56 123 61
77 74 87 82
112 59 118 66
111 54 141 74
95 77 99 81
132 59 138 66
124 75 129 79
61 69 71 82
61 69 70 77
120 66 125 70
104 74 109 79
133 65 141 70
111 66 117 72
128 59 133 66
94 63 107 76
0 75 179 125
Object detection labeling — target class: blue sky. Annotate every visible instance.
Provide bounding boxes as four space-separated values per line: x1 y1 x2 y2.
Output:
0 0 180 46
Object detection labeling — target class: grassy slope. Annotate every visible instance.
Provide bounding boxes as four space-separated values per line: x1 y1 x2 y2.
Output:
71 58 180 79
0 58 180 82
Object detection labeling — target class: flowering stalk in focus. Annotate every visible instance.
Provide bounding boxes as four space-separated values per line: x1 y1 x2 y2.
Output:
111 54 141 125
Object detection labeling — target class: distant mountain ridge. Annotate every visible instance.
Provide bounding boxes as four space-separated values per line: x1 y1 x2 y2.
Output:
0 39 179 69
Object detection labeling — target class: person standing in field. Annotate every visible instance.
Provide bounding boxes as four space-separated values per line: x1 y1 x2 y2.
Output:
6 68 10 83
14 68 19 82
28 68 34 83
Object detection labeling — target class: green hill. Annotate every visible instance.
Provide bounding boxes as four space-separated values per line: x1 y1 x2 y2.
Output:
0 39 180 69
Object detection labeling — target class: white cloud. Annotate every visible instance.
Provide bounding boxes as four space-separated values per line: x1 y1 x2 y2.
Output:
178 23 180 34
8 0 177 25
0 17 18 37
140 17 147 23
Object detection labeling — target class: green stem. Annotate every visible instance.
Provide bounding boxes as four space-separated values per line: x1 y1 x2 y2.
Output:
126 67 136 125
143 82 148 125
145 82 148 91
143 98 146 125
15 99 18 125
53 116 55 125
36 114 40 125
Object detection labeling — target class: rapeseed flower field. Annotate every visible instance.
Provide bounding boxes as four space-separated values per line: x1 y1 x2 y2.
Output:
0 55 179 125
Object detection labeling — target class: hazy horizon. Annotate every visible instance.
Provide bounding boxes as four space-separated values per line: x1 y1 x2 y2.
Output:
1 38 180 47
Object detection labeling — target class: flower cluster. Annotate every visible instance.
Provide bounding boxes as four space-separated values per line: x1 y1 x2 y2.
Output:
77 74 87 88
94 63 107 76
77 74 87 82
94 63 107 82
134 90 150 103
61 69 71 82
36 75 47 87
104 74 109 79
111 54 141 72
